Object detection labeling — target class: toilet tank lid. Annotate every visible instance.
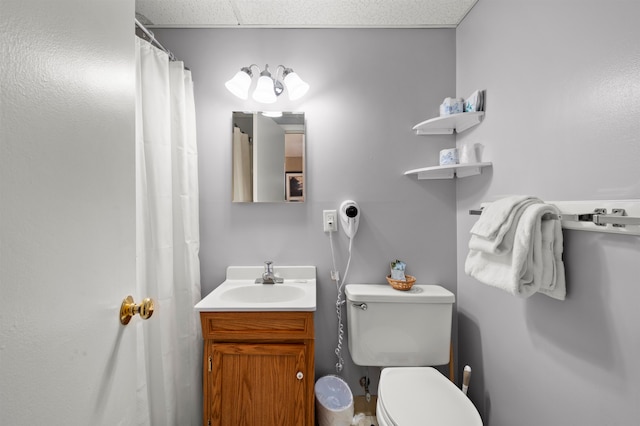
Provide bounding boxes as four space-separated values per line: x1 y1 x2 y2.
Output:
345 284 454 304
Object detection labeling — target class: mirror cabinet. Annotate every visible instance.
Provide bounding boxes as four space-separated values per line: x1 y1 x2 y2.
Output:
232 111 305 203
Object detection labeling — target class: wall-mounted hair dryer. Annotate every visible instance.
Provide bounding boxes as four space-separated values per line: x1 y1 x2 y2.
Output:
339 200 360 239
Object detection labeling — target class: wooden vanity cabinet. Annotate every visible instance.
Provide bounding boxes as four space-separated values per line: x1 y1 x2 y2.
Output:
200 311 315 426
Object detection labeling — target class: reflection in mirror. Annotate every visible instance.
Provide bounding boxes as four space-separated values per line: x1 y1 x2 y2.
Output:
232 112 305 203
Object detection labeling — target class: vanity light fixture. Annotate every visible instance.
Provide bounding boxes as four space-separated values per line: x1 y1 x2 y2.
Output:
225 64 309 104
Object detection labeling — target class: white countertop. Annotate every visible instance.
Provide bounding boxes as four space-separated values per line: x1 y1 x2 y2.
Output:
195 266 316 312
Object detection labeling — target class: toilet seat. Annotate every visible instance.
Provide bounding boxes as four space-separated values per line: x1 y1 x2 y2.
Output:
377 367 482 426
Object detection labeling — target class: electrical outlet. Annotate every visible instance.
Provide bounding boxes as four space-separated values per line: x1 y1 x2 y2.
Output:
323 210 338 232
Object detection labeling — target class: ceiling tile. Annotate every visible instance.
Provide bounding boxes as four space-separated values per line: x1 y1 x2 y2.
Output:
234 0 475 27
136 0 478 28
136 0 239 27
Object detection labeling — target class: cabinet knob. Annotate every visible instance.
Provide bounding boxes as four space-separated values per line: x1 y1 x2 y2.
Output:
296 371 304 380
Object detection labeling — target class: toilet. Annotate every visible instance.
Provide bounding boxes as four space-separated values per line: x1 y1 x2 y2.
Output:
345 284 482 426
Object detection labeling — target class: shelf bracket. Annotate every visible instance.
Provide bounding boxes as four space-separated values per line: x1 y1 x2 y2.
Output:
417 169 455 179
455 166 482 178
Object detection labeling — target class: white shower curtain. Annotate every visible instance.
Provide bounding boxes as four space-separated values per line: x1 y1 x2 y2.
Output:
135 38 201 425
232 127 253 202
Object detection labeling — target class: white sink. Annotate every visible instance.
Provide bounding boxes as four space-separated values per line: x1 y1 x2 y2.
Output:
195 266 316 312
220 285 307 304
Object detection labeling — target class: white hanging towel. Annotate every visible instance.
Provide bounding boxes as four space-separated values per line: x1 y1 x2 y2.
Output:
537 213 566 300
465 199 566 300
469 195 542 255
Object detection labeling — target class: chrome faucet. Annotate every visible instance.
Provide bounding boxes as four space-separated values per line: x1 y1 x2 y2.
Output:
259 260 283 284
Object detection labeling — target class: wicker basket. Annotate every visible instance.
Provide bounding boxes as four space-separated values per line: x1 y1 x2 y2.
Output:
386 275 416 291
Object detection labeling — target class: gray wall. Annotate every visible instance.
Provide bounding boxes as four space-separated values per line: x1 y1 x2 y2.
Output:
155 28 459 392
456 1 640 425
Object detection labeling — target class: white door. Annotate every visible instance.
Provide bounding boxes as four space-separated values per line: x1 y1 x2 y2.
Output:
0 1 138 424
253 113 286 202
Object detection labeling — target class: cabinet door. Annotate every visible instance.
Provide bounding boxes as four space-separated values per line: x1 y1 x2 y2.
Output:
208 342 308 426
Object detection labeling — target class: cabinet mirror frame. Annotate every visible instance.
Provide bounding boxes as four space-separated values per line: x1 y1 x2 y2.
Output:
232 111 305 203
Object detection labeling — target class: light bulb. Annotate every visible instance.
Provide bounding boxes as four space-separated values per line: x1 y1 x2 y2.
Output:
224 69 252 100
284 71 309 100
262 111 283 117
252 75 277 103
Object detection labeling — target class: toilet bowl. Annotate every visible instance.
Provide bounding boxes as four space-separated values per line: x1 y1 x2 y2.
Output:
345 284 483 425
376 367 482 426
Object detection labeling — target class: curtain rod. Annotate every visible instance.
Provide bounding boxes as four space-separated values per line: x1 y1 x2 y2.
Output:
135 18 176 62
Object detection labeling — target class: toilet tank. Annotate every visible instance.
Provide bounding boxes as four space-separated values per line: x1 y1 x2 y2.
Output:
345 284 454 367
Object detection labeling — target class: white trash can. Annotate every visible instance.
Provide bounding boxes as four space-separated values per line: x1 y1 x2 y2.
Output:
315 375 356 426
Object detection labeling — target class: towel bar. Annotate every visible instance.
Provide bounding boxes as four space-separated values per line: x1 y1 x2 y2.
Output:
469 208 640 228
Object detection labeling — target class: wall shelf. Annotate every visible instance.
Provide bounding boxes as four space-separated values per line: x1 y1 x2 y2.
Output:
404 162 492 180
412 112 484 135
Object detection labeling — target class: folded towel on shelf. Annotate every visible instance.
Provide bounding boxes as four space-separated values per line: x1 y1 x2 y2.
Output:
469 196 542 255
465 200 566 300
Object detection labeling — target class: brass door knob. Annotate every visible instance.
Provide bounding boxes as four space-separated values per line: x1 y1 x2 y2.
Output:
120 295 154 325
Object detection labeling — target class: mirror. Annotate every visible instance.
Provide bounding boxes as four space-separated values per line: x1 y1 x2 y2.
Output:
232 112 305 203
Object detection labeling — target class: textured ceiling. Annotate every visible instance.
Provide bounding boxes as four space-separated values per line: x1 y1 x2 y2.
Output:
136 0 478 28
